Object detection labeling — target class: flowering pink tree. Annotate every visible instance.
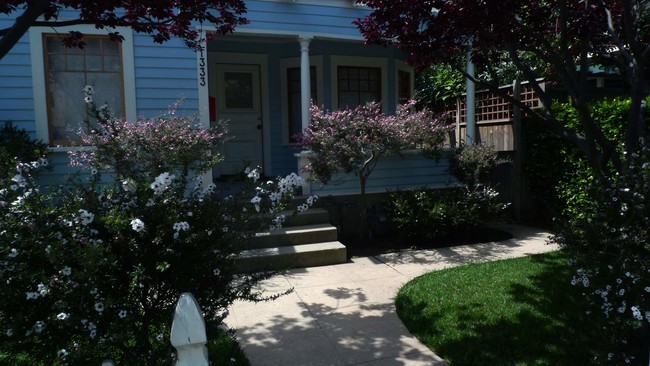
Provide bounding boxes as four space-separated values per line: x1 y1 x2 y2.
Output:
298 100 451 237
70 89 227 186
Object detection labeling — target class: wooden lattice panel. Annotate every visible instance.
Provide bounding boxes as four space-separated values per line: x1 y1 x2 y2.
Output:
442 82 542 125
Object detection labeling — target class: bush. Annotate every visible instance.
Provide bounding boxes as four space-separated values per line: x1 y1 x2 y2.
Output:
552 143 650 365
384 186 507 240
449 142 506 189
0 92 312 364
0 121 48 179
525 96 650 364
523 97 639 220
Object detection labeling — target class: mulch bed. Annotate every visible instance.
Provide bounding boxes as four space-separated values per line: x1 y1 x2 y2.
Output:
340 226 514 259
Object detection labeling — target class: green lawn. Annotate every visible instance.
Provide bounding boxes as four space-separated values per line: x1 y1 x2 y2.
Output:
396 251 607 366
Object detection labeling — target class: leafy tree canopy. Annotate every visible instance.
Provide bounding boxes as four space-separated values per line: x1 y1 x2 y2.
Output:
0 0 248 60
357 0 650 176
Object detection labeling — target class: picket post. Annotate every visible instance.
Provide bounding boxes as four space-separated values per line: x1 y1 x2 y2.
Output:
170 292 209 366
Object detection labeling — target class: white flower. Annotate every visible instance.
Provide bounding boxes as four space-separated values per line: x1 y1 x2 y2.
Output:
11 174 26 186
83 85 94 103
122 179 137 193
37 283 48 297
90 167 98 175
8 248 18 258
213 268 221 276
61 267 72 276
151 172 175 195
95 302 104 313
57 349 68 358
6 329 13 337
156 333 164 342
26 292 38 300
78 209 94 226
247 168 260 182
131 218 145 232
118 310 127 318
34 321 45 333
173 221 190 232
57 312 69 320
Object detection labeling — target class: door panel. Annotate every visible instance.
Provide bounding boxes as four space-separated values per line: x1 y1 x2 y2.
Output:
214 64 263 176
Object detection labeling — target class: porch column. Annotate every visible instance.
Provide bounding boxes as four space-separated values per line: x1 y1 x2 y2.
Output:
299 36 312 131
297 36 313 195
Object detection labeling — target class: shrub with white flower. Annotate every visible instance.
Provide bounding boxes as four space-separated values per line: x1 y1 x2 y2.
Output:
0 101 304 364
553 141 650 364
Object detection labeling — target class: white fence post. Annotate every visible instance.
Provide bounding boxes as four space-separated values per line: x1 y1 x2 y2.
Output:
170 292 209 366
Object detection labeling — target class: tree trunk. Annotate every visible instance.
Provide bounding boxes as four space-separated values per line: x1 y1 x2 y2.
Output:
359 175 367 239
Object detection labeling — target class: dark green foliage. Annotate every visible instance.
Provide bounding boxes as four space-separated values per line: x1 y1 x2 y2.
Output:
0 121 48 178
523 97 642 219
384 186 507 240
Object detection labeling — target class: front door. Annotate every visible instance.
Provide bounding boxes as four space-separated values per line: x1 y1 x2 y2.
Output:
214 64 263 176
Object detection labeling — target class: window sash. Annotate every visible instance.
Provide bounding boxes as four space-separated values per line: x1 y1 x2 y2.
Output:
43 34 126 146
337 66 381 108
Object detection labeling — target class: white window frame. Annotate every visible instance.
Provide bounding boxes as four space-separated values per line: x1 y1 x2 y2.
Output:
330 55 388 111
280 55 323 145
29 25 136 149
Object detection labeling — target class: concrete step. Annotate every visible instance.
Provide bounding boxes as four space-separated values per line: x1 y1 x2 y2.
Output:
236 241 347 273
282 208 330 227
247 223 338 249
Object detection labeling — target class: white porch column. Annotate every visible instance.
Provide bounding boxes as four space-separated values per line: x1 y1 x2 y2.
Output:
297 36 313 195
299 36 312 131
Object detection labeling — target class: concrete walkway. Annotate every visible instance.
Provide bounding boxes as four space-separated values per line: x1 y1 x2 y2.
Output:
225 224 557 366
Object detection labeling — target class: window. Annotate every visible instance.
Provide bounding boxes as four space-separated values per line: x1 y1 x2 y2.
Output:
397 70 412 104
287 66 317 142
337 66 381 108
43 34 125 146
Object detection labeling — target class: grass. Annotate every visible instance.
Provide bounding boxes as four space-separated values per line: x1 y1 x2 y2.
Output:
0 327 249 366
396 251 608 366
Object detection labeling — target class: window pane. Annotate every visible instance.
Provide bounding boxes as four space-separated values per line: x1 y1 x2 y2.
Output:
224 72 254 109
86 55 103 71
47 55 65 71
67 55 85 71
103 40 120 55
47 71 86 142
85 38 102 55
46 37 65 53
398 70 411 103
87 73 124 117
339 92 358 109
337 66 382 107
105 56 121 72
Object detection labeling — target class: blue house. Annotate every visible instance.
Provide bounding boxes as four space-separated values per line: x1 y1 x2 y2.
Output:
0 0 453 196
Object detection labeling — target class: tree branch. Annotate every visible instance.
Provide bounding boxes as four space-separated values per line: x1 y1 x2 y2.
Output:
0 0 50 60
